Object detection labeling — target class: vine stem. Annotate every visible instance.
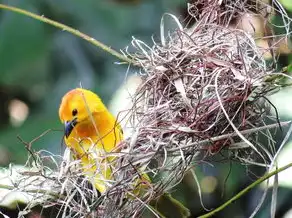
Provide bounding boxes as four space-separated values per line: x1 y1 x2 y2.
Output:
199 162 292 218
0 4 136 65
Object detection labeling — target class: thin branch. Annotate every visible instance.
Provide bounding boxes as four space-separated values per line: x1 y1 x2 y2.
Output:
0 4 136 65
199 162 292 218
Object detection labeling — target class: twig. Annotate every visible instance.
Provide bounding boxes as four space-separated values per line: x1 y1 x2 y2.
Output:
198 162 292 218
0 4 136 65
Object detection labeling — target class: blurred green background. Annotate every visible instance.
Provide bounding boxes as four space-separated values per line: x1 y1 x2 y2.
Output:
0 0 291 217
0 0 186 163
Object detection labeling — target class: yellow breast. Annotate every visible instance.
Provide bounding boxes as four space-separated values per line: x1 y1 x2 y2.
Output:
64 112 123 193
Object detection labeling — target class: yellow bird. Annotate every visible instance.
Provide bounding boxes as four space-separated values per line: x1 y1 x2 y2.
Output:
59 88 123 193
59 88 190 217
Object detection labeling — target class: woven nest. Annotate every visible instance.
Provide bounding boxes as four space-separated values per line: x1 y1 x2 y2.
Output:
6 1 292 218
100 1 290 216
111 27 275 217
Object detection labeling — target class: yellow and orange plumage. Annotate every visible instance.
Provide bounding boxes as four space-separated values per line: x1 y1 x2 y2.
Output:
59 88 123 193
59 88 190 217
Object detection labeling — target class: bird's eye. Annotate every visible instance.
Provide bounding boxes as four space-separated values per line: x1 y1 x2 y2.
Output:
72 109 78 116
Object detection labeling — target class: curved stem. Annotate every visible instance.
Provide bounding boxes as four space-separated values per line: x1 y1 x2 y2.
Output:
0 4 136 65
199 162 292 218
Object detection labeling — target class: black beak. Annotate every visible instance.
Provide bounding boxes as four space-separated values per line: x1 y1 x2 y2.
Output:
64 118 77 138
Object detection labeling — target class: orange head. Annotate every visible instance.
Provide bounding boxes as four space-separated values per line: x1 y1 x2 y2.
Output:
59 88 107 138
